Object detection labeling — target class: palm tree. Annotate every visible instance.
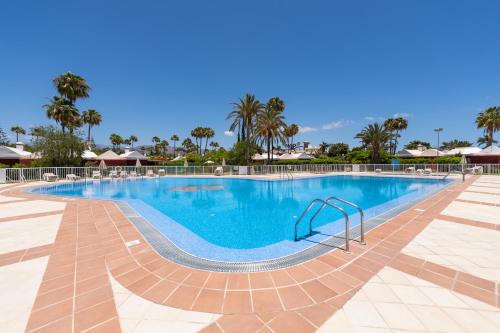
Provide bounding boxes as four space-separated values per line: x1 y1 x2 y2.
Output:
126 135 137 148
30 126 44 141
477 134 498 147
182 138 195 153
384 117 408 154
475 107 500 147
160 140 169 155
203 128 215 157
44 96 79 133
10 126 26 142
284 124 299 152
209 141 219 152
82 109 102 143
66 116 83 134
440 139 472 150
318 142 329 155
53 72 90 105
255 109 286 163
109 134 124 152
227 94 265 163
191 127 205 155
171 134 179 155
355 123 392 163
152 136 161 154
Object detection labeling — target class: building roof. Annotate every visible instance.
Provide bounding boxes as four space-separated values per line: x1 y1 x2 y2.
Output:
81 150 98 159
95 150 123 160
445 147 482 155
396 149 423 157
419 149 447 157
471 146 500 156
119 150 148 160
0 145 33 159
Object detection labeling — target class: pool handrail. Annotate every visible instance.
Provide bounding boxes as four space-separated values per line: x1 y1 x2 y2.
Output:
310 197 366 245
294 198 351 252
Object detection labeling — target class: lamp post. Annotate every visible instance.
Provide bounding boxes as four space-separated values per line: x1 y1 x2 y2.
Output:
434 128 443 170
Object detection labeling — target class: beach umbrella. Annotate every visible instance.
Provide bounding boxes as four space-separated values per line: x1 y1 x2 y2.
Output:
222 158 226 166
184 159 188 167
460 154 467 174
99 159 107 170
135 159 142 167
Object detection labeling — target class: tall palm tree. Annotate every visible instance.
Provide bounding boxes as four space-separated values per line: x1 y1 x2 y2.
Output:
476 107 500 147
109 134 124 152
191 127 205 155
82 109 102 143
284 124 299 152
384 117 408 154
209 141 219 151
10 126 26 142
171 134 179 155
318 142 329 155
182 138 195 153
203 128 215 157
267 97 285 113
66 115 83 134
255 109 286 163
30 126 44 141
127 135 138 148
44 96 79 133
355 123 392 163
53 72 90 105
152 136 161 154
477 134 498 147
227 94 265 163
160 140 169 155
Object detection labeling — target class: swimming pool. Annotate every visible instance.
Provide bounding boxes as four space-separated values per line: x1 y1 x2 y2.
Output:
33 175 451 264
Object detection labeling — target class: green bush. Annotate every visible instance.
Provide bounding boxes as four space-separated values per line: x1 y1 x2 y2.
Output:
0 163 9 168
33 126 85 167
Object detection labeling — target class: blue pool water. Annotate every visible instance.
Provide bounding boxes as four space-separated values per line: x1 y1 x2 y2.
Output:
33 175 451 261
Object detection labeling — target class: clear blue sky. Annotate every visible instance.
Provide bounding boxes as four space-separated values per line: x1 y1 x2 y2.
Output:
0 0 499 149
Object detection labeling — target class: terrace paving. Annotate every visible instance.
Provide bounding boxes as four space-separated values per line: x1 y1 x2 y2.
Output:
0 174 498 332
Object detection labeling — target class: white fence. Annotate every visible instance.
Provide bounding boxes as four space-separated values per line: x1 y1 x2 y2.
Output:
1 163 499 184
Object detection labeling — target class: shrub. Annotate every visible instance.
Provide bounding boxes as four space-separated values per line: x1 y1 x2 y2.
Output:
33 126 85 167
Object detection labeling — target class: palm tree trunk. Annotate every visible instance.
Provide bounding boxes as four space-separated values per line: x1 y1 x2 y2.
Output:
87 124 92 143
267 137 271 164
245 124 250 164
489 128 493 147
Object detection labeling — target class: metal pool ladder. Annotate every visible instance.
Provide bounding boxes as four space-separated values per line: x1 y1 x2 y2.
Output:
294 197 366 252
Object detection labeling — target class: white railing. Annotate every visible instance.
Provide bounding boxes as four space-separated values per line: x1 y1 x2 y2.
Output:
1 163 499 184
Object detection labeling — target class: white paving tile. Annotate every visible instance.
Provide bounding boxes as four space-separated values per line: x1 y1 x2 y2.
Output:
109 275 220 333
0 214 62 254
0 256 48 333
403 219 500 282
0 200 66 219
440 201 500 224
458 191 500 205
0 195 23 203
467 185 500 194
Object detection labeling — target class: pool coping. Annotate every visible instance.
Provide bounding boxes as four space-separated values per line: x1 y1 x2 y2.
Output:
109 178 456 272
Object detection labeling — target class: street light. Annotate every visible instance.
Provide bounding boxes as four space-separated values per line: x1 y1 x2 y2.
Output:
434 127 443 160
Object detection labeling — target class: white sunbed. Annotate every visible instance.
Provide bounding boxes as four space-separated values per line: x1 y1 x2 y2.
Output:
130 171 138 177
146 170 156 177
423 168 433 175
120 171 128 178
42 173 58 182
467 166 483 175
109 170 119 178
405 167 416 173
66 174 80 181
158 169 166 176
214 167 223 176
92 171 101 179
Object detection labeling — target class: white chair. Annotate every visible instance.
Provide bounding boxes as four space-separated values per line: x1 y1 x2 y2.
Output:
109 170 119 178
158 169 166 176
130 171 138 177
43 173 58 182
120 171 128 178
375 169 382 173
214 167 223 176
416 169 424 175
146 169 155 177
66 174 80 181
424 168 432 175
405 166 416 174
92 171 101 179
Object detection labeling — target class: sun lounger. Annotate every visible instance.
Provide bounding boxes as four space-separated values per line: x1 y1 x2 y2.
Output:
43 173 58 182
424 168 432 175
405 167 416 173
375 169 382 173
467 166 483 175
146 170 155 177
416 169 424 175
214 167 223 176
92 171 101 179
130 171 138 177
158 169 166 176
120 171 128 178
109 170 119 178
66 174 80 181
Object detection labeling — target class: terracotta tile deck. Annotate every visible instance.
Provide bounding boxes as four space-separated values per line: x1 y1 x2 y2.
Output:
0 174 499 332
